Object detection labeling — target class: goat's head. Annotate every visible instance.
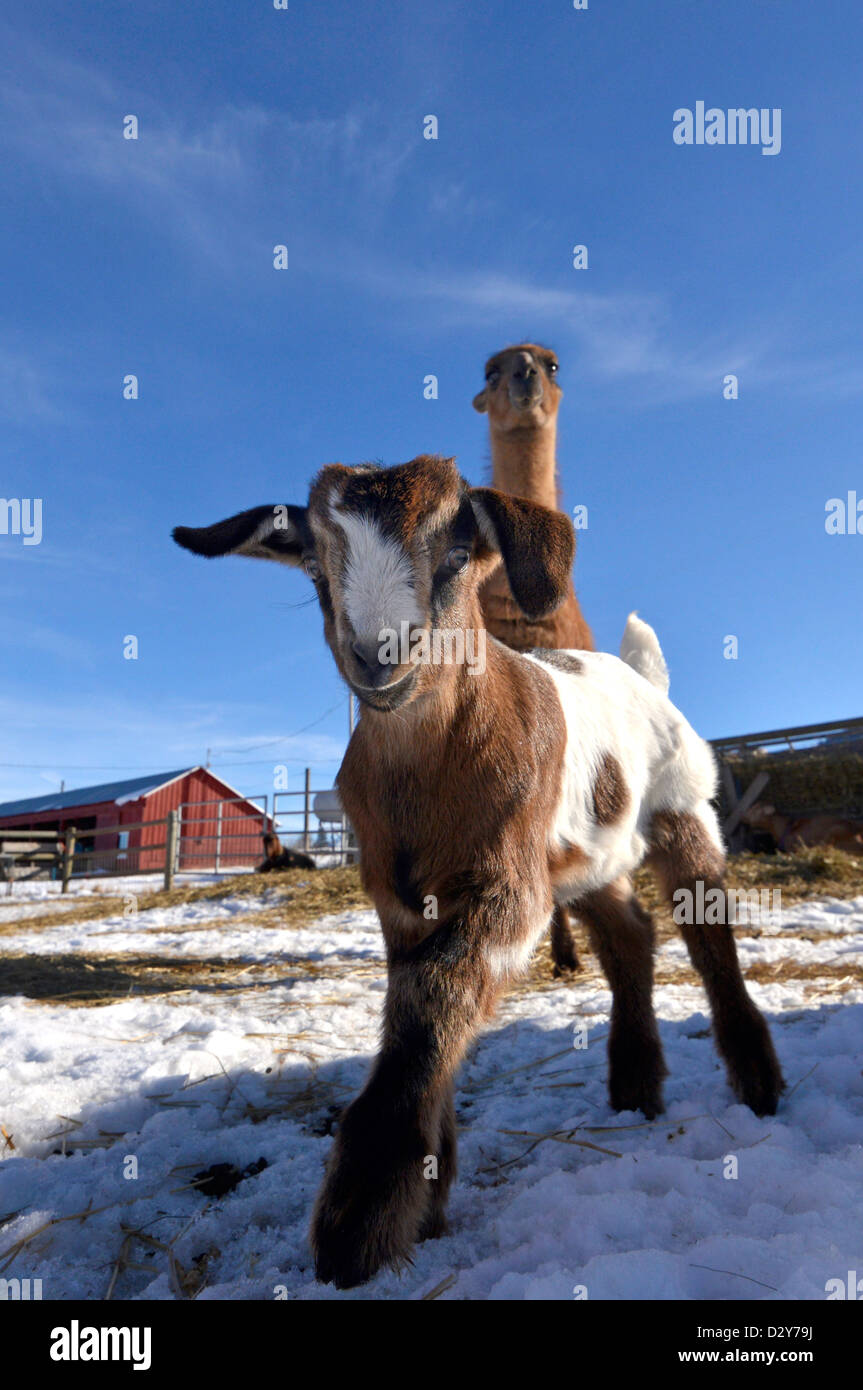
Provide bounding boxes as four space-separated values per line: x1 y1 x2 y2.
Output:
173 455 574 713
472 343 561 428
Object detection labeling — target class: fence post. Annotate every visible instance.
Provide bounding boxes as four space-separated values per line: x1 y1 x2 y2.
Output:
61 827 77 894
303 768 311 850
164 810 179 891
215 800 223 872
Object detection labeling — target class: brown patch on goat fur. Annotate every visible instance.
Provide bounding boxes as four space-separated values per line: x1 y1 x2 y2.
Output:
592 753 630 825
312 455 461 548
547 840 589 881
531 649 584 675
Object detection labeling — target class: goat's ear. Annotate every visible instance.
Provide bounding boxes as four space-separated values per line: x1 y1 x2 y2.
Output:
172 504 309 566
469 488 574 620
472 387 489 413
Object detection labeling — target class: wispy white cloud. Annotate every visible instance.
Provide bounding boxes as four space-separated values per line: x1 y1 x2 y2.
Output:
0 32 417 271
0 689 347 807
0 345 64 425
4 30 861 408
0 622 95 666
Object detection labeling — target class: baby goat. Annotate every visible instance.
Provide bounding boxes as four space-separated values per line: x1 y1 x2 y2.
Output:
174 454 784 1289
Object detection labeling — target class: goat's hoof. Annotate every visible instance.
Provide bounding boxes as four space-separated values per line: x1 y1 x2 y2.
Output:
417 1207 449 1243
730 1052 785 1118
310 1172 417 1289
608 1040 667 1120
551 950 581 977
610 1084 665 1122
312 1209 411 1289
726 1012 785 1117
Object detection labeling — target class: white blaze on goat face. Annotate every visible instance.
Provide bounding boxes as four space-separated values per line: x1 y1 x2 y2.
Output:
330 507 424 642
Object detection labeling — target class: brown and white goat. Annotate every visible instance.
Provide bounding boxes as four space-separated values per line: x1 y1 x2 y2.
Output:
174 454 784 1289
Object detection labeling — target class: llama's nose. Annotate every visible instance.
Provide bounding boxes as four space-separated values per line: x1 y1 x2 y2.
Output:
351 636 393 687
513 355 537 382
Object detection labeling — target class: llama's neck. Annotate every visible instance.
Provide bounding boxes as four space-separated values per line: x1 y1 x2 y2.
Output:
488 418 559 509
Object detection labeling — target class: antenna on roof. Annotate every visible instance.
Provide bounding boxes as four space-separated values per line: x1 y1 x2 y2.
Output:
205 748 211 768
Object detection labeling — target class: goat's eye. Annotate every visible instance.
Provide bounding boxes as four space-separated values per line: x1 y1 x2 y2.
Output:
303 556 321 580
446 546 471 572
547 362 559 375
485 370 500 387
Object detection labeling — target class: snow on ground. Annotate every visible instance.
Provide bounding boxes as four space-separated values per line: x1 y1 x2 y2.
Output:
0 879 861 1301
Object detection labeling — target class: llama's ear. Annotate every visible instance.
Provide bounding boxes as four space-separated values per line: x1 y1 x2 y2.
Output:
173 504 309 566
472 387 489 413
469 488 574 620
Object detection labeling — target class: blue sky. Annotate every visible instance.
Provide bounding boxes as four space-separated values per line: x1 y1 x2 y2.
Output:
2 0 861 809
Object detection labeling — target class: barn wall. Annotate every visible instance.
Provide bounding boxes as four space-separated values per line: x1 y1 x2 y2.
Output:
0 769 269 875
165 769 268 870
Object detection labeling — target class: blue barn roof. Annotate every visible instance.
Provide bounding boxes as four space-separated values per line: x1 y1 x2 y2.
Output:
0 768 194 818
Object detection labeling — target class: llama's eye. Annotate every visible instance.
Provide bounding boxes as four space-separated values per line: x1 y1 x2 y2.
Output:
446 546 470 572
303 556 321 580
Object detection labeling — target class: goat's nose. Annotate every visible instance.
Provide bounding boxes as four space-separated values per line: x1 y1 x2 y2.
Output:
351 636 392 686
513 354 536 380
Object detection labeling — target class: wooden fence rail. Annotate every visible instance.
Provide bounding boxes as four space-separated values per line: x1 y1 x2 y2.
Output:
711 715 863 756
1 829 65 886
2 813 181 893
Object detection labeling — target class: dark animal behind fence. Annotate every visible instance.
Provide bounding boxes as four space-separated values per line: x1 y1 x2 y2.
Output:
256 832 316 872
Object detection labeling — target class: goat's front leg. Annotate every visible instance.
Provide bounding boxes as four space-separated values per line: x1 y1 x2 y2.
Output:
310 912 501 1289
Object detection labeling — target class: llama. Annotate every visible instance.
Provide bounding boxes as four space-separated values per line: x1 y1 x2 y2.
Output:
475 342 594 974
174 454 784 1289
256 832 317 872
473 343 594 651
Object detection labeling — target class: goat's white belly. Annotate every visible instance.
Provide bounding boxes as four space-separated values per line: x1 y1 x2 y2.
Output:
551 820 649 902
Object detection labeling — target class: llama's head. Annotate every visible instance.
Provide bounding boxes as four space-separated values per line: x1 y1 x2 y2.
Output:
472 343 561 429
173 455 574 714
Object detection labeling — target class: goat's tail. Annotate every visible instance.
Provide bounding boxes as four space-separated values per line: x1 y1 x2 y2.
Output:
620 611 670 696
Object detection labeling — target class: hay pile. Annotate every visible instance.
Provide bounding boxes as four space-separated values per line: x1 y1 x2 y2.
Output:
719 744 863 818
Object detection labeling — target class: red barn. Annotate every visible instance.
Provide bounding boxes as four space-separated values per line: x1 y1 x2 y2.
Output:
0 767 270 876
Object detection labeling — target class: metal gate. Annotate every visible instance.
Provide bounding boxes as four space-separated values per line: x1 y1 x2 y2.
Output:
177 795 269 871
